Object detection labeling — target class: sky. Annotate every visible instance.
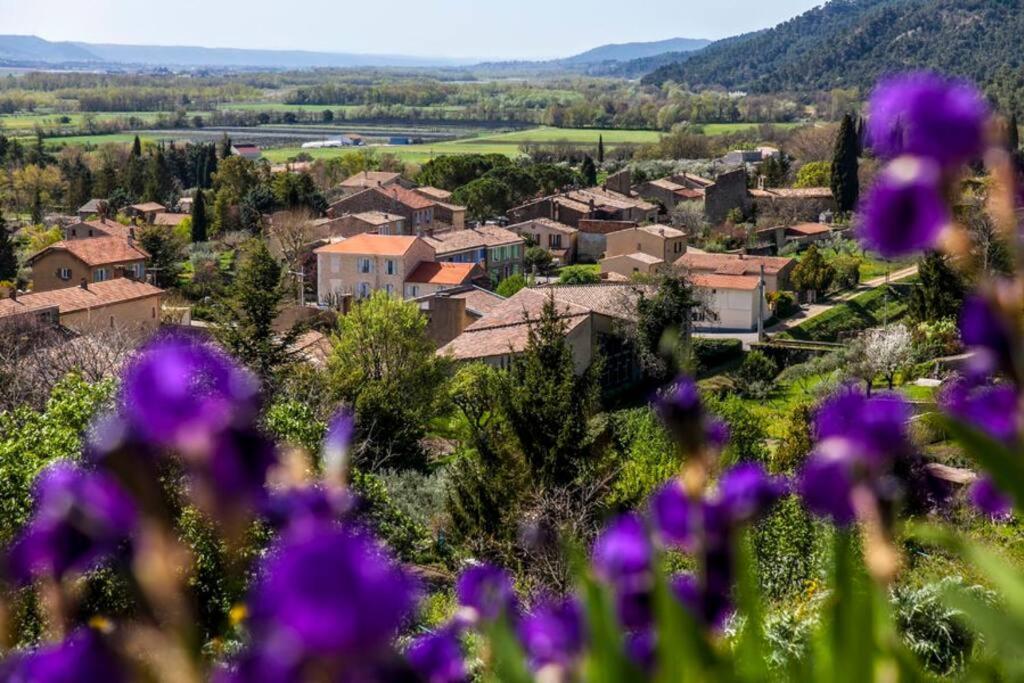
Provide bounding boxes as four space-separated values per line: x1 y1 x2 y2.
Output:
0 0 822 60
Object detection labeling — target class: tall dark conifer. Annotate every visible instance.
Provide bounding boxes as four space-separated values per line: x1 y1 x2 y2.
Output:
0 209 17 283
580 155 597 186
131 135 142 158
190 189 208 243
598 135 605 164
830 113 860 213
1008 113 1020 152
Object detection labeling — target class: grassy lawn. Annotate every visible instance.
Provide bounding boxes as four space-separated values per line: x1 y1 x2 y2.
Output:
778 284 914 342
701 122 802 135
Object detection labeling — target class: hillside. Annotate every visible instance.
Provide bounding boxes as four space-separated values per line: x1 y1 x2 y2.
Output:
0 35 474 69
561 37 711 65
642 0 1024 92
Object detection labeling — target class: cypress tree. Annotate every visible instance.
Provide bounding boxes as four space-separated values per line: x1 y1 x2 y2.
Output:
0 209 17 283
220 134 233 160
1008 113 1020 153
598 135 605 164
131 135 142 158
190 189 208 243
581 155 597 186
830 113 860 213
30 188 43 225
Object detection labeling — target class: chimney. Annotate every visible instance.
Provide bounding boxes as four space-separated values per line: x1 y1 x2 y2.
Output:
80 278 88 290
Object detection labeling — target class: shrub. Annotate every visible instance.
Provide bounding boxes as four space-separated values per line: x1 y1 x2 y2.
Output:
892 578 989 676
768 290 798 317
738 350 778 386
558 265 600 285
692 337 743 373
495 273 527 298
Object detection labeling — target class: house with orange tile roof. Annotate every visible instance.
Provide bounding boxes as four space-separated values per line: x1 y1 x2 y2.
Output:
404 262 484 296
27 236 149 293
64 218 133 241
0 278 163 334
337 171 408 196
424 226 525 283
128 202 167 223
314 234 434 302
506 218 579 266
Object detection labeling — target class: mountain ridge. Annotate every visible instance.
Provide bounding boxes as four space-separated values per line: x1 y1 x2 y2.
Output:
642 0 1024 92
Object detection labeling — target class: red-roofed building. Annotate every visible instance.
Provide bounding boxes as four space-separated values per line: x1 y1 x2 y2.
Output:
27 237 149 293
328 185 438 234
0 278 163 334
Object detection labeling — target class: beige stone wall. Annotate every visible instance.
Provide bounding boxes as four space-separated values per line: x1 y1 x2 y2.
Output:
695 287 766 331
509 221 578 263
61 294 162 335
30 252 145 293
606 228 686 262
600 254 661 279
317 240 436 302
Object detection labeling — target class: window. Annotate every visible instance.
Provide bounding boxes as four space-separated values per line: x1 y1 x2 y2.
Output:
406 285 419 298
94 267 109 282
133 263 145 278
550 234 562 249
57 268 72 281
674 242 683 254
385 283 394 295
359 258 373 274
386 259 396 276
358 282 371 298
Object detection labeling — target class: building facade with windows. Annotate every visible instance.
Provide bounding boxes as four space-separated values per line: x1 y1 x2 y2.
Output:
26 237 148 293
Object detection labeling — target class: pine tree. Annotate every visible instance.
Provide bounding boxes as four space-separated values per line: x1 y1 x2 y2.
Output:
131 135 142 158
831 113 860 213
0 209 17 283
831 114 860 213
580 155 597 186
598 135 605 164
211 240 298 380
190 189 208 243
1008 113 1020 153
144 147 172 203
908 251 966 322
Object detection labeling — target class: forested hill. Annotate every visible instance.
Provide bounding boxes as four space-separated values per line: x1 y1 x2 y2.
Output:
642 0 1024 94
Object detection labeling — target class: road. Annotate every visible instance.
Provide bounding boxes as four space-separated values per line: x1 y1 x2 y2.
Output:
766 264 919 335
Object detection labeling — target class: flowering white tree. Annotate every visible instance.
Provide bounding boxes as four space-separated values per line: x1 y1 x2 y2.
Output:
863 323 914 390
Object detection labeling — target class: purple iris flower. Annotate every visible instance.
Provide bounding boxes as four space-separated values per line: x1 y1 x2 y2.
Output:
591 514 653 591
649 480 697 549
858 157 950 258
970 477 1013 519
247 524 417 661
797 442 858 525
6 462 136 583
518 597 585 670
193 429 278 517
262 486 352 533
455 564 517 623
6 629 126 683
624 630 656 672
940 377 1019 444
814 388 913 465
120 335 260 455
407 629 467 683
322 409 355 480
959 292 1017 377
716 462 787 524
867 71 989 166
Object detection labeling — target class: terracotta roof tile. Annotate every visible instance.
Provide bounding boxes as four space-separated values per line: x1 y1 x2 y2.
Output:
689 273 761 291
787 222 832 236
405 262 480 285
339 171 402 188
131 202 166 212
675 252 794 276
29 236 148 267
507 218 578 235
313 234 421 256
0 278 162 318
153 213 189 226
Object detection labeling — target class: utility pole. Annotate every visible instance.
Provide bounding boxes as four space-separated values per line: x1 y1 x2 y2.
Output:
883 264 889 327
757 264 766 342
289 266 305 307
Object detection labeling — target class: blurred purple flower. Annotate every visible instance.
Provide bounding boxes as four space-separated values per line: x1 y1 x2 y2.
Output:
650 480 696 549
8 629 126 683
867 72 989 166
518 597 585 670
704 418 731 452
959 292 1017 377
797 441 858 525
940 377 1019 444
970 477 1012 519
407 629 466 683
262 486 352 533
455 564 517 623
858 157 949 258
815 388 913 465
248 524 417 661
7 462 136 583
624 630 656 672
192 429 278 518
121 335 260 454
322 409 355 481
592 514 653 591
716 462 787 524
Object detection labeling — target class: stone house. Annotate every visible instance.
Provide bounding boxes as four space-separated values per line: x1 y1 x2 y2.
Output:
328 186 438 234
0 278 163 335
425 226 525 283
65 219 132 240
748 186 837 223
600 252 665 279
27 237 149 293
128 202 167 224
506 218 579 265
576 220 638 262
674 251 796 293
337 171 409 196
508 187 658 230
314 234 436 302
605 225 687 263
690 273 769 331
